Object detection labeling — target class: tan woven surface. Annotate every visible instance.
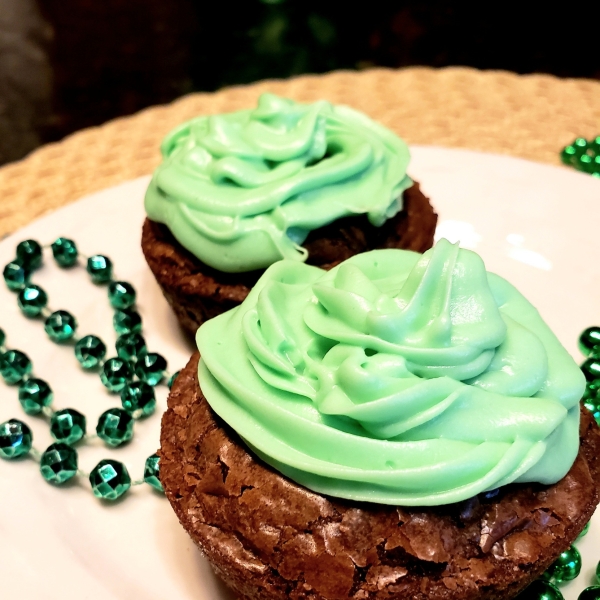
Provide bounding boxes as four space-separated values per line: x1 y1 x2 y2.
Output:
1 66 599 237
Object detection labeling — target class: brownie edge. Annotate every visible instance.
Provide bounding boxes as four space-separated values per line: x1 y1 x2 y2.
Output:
160 353 600 600
142 182 437 336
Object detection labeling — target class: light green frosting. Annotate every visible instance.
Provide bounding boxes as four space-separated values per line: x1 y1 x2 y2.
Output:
144 93 412 272
197 239 585 506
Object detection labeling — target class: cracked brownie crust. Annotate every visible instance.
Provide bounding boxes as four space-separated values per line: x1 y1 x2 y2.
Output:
160 353 600 600
142 182 437 336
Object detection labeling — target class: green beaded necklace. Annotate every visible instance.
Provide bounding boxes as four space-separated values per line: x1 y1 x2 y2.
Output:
0 237 180 501
561 137 600 177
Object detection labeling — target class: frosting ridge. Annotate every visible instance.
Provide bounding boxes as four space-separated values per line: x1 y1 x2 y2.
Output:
144 93 412 272
197 240 585 505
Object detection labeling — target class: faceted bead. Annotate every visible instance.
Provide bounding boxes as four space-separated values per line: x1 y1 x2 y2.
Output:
580 326 600 357
517 580 563 600
17 284 48 317
74 335 106 369
16 239 42 270
86 255 113 284
89 459 131 501
577 520 591 539
120 381 156 418
113 309 142 335
50 409 86 445
0 419 32 459
3 260 29 291
108 281 136 310
144 453 163 492
0 350 32 384
168 370 180 389
581 358 600 383
115 333 147 362
100 357 133 392
44 310 77 342
96 408 134 447
51 237 78 268
40 442 78 485
18 378 53 415
135 352 167 386
578 587 600 600
544 545 581 584
0 327 5 348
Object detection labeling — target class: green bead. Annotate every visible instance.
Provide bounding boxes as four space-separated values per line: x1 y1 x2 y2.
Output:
96 408 134 447
100 357 133 392
40 442 78 485
74 335 106 369
577 521 591 539
17 284 48 317
86 255 113 283
115 333 147 362
168 370 180 389
135 352 167 386
581 358 600 383
51 237 78 267
120 381 156 418
108 281 136 310
517 580 563 600
113 309 142 335
50 409 86 445
0 349 32 384
144 453 163 492
3 260 29 290
596 560 600 584
0 327 5 348
544 545 581 584
561 145 577 165
18 378 53 415
580 327 600 357
89 459 131 501
16 240 42 270
44 310 77 342
579 587 600 600
0 419 32 459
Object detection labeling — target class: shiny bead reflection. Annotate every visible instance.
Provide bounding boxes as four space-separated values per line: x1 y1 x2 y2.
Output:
0 419 32 459
0 350 32 384
74 335 106 370
96 408 134 447
544 546 581 584
135 352 167 386
578 587 600 600
17 284 48 317
143 453 163 493
18 378 53 415
44 310 77 342
50 409 86 445
120 381 155 419
40 443 78 485
89 459 131 501
51 237 78 268
580 326 600 357
517 580 563 600
100 357 133 392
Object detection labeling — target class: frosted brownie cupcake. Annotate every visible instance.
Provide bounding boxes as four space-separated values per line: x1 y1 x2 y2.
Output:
142 93 436 335
160 239 600 600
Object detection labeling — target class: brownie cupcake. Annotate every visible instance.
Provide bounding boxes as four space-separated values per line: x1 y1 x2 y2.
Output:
160 240 600 599
142 93 437 335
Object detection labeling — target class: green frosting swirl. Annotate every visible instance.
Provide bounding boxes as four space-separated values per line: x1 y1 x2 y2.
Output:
144 93 412 272
197 239 585 505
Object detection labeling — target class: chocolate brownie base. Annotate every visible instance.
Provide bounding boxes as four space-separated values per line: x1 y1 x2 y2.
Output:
142 182 437 336
160 353 600 600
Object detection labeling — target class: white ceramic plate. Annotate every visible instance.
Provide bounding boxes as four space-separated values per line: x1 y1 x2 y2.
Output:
0 147 599 599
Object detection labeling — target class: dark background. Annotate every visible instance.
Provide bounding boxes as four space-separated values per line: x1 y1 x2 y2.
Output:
3 0 600 166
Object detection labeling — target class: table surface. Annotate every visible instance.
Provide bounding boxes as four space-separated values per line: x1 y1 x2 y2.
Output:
0 66 599 237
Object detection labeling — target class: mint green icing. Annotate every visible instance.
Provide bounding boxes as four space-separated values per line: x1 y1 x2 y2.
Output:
144 93 412 272
196 239 585 505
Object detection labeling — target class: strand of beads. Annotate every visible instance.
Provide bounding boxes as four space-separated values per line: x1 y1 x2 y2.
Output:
579 327 600 427
561 137 600 177
1 238 181 501
0 327 167 500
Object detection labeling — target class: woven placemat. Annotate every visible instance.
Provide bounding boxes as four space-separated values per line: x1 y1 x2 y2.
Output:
1 66 599 237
